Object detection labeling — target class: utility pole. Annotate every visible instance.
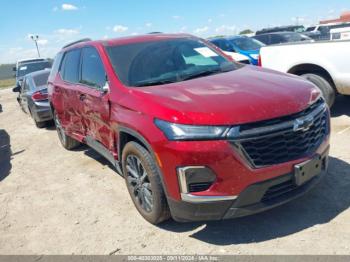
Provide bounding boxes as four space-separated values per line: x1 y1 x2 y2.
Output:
30 35 40 58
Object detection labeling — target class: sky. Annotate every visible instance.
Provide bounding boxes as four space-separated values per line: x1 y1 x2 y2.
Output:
0 0 349 64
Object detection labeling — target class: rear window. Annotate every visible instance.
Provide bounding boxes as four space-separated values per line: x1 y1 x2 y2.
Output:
61 49 81 83
33 72 50 87
48 52 63 83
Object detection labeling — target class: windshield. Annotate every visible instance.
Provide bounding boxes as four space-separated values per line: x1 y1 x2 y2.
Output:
17 62 51 77
229 37 264 51
282 33 304 41
106 38 237 87
306 27 316 32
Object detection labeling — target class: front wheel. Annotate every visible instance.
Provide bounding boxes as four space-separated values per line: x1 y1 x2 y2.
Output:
122 142 170 224
53 111 80 150
301 73 336 107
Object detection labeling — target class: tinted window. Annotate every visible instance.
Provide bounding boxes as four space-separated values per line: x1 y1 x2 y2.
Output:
253 35 269 45
306 26 316 32
33 71 50 87
61 49 81 83
230 37 264 51
106 38 236 87
22 77 31 92
270 34 284 44
17 61 51 77
49 52 63 83
81 47 106 88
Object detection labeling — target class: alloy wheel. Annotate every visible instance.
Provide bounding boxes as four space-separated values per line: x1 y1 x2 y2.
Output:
126 155 153 213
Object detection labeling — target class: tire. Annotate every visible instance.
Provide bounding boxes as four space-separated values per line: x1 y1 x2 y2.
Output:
122 142 170 224
34 119 46 128
53 111 80 150
301 73 336 107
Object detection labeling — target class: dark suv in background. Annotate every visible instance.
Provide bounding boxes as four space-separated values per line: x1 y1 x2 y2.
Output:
14 60 51 88
48 34 330 224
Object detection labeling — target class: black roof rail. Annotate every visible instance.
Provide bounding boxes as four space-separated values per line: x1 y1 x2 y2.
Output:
147 32 163 34
63 38 92 49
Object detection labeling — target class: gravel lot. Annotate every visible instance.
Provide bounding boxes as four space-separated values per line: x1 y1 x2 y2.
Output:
0 87 350 255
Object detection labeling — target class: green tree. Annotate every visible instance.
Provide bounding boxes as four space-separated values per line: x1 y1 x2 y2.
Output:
239 29 254 35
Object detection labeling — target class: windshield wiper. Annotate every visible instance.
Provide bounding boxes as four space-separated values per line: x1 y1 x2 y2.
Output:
133 79 177 87
181 69 226 81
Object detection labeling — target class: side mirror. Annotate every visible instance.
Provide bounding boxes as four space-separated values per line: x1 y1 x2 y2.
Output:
12 86 20 92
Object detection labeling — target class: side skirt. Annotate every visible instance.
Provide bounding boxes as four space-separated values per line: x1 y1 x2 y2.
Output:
85 136 123 176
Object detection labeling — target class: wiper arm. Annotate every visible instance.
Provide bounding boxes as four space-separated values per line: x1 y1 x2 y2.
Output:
133 79 177 87
181 69 223 81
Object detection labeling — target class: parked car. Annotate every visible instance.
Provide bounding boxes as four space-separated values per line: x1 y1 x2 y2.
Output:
14 58 46 71
253 32 313 45
330 27 350 40
12 69 52 128
210 36 265 65
256 25 305 35
259 40 350 106
48 34 330 224
304 22 350 41
14 60 51 89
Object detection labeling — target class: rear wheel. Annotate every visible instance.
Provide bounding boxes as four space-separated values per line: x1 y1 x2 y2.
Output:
122 142 170 224
53 111 80 150
301 73 336 107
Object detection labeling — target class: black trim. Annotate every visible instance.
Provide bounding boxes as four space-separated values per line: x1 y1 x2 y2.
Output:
85 136 122 175
117 126 170 197
63 38 92 49
168 148 329 222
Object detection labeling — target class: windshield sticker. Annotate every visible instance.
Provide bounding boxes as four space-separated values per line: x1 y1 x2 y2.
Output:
19 66 27 70
194 47 218 58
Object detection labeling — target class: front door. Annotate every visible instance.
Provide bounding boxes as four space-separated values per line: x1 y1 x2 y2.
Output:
78 46 114 152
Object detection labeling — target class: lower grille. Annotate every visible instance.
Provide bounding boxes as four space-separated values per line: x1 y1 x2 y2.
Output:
261 179 297 203
188 182 212 193
232 99 329 167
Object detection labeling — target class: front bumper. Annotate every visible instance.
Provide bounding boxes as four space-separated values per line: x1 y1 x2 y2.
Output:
168 149 328 222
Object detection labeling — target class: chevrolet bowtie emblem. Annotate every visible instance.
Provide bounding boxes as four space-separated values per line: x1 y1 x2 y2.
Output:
293 116 314 132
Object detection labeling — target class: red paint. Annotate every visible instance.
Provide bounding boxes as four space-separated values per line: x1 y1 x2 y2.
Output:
48 34 329 201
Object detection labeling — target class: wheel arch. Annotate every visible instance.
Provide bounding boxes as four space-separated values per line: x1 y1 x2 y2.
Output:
117 126 170 197
287 63 336 91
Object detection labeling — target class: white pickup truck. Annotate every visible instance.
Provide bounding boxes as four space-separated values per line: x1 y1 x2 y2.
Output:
259 40 350 106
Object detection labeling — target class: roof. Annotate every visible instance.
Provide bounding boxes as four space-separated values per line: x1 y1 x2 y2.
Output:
62 33 194 50
209 35 247 41
24 69 50 78
255 31 300 36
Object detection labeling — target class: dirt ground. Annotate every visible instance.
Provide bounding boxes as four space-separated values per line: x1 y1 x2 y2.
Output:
0 87 350 255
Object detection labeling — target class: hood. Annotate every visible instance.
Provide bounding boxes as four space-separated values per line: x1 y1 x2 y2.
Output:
126 66 320 126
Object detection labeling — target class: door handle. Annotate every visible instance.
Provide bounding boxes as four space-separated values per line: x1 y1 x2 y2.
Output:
79 94 87 101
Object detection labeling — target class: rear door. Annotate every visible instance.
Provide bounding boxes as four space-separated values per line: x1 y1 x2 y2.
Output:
56 49 85 138
77 46 113 151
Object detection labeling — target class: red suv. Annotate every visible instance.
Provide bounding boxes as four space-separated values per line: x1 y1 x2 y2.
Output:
48 34 330 224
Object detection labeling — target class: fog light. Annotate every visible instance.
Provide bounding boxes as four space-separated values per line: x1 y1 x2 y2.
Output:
177 166 216 193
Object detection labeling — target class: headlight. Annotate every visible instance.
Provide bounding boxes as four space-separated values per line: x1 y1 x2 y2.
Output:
250 54 259 60
154 119 240 141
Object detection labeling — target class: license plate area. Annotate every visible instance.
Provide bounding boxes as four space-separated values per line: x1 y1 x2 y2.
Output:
294 155 323 186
